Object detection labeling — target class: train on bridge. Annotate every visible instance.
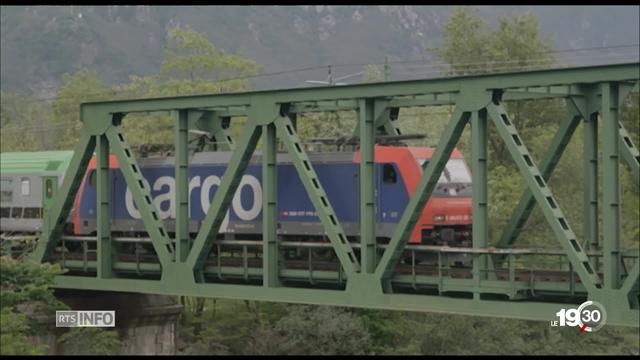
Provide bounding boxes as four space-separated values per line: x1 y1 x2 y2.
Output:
0 146 473 263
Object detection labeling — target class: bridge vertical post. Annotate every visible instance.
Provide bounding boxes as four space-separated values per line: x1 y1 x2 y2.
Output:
359 99 376 273
375 109 468 287
601 82 621 290
263 122 280 287
583 112 599 269
471 109 488 299
96 134 113 278
175 110 190 262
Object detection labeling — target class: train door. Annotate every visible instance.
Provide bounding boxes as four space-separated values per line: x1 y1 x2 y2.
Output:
379 163 402 223
42 176 57 212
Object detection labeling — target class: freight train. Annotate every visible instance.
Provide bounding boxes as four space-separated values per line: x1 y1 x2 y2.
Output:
0 146 472 261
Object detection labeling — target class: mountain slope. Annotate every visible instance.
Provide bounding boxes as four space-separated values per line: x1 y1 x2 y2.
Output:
1 5 638 96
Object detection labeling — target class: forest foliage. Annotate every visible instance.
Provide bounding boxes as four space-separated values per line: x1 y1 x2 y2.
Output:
0 7 638 355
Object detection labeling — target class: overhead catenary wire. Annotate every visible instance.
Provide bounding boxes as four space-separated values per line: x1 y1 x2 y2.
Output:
1 43 638 109
390 56 640 77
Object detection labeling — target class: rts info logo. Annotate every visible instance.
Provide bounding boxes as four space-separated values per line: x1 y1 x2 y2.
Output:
550 301 607 333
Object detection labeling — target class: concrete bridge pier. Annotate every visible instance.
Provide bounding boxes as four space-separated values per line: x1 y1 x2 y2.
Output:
38 290 184 355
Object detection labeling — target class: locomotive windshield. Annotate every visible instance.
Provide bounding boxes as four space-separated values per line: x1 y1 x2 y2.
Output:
417 158 472 184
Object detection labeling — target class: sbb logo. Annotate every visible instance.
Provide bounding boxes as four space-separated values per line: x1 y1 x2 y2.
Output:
550 301 607 333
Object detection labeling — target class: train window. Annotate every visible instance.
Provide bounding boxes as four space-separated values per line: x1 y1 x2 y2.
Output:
21 178 30 196
23 207 41 219
0 178 12 203
11 207 22 219
45 179 54 198
416 159 448 183
446 160 472 183
0 190 11 203
0 208 9 218
383 164 397 184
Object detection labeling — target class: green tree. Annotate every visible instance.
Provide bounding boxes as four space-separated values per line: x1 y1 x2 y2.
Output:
57 327 123 355
51 68 114 149
0 308 46 355
412 7 640 356
436 7 553 75
0 256 123 355
119 25 260 148
0 256 65 311
273 305 372 355
0 91 53 152
436 6 490 75
160 25 259 94
0 257 64 355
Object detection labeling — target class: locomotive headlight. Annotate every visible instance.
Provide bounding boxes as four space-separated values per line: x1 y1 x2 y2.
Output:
433 214 445 222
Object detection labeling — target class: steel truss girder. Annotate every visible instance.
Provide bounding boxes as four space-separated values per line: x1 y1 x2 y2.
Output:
618 120 640 183
262 122 279 287
497 83 640 251
175 110 190 262
375 109 469 285
359 99 376 274
497 99 583 250
96 134 113 278
186 123 262 278
32 63 639 327
80 63 638 114
486 101 602 293
192 111 235 151
106 126 175 266
601 82 621 290
52 275 639 327
275 114 361 276
32 132 95 262
471 109 491 297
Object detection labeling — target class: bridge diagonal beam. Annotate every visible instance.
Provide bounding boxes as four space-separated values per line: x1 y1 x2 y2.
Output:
186 123 262 278
105 126 175 267
375 108 468 286
620 258 639 302
486 101 601 293
497 100 583 250
31 131 95 262
618 120 639 183
275 114 361 276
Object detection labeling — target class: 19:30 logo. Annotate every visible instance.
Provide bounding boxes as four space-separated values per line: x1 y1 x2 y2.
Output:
551 301 607 333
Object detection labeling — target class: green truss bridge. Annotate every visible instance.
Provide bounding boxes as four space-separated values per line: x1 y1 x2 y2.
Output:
11 63 640 327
